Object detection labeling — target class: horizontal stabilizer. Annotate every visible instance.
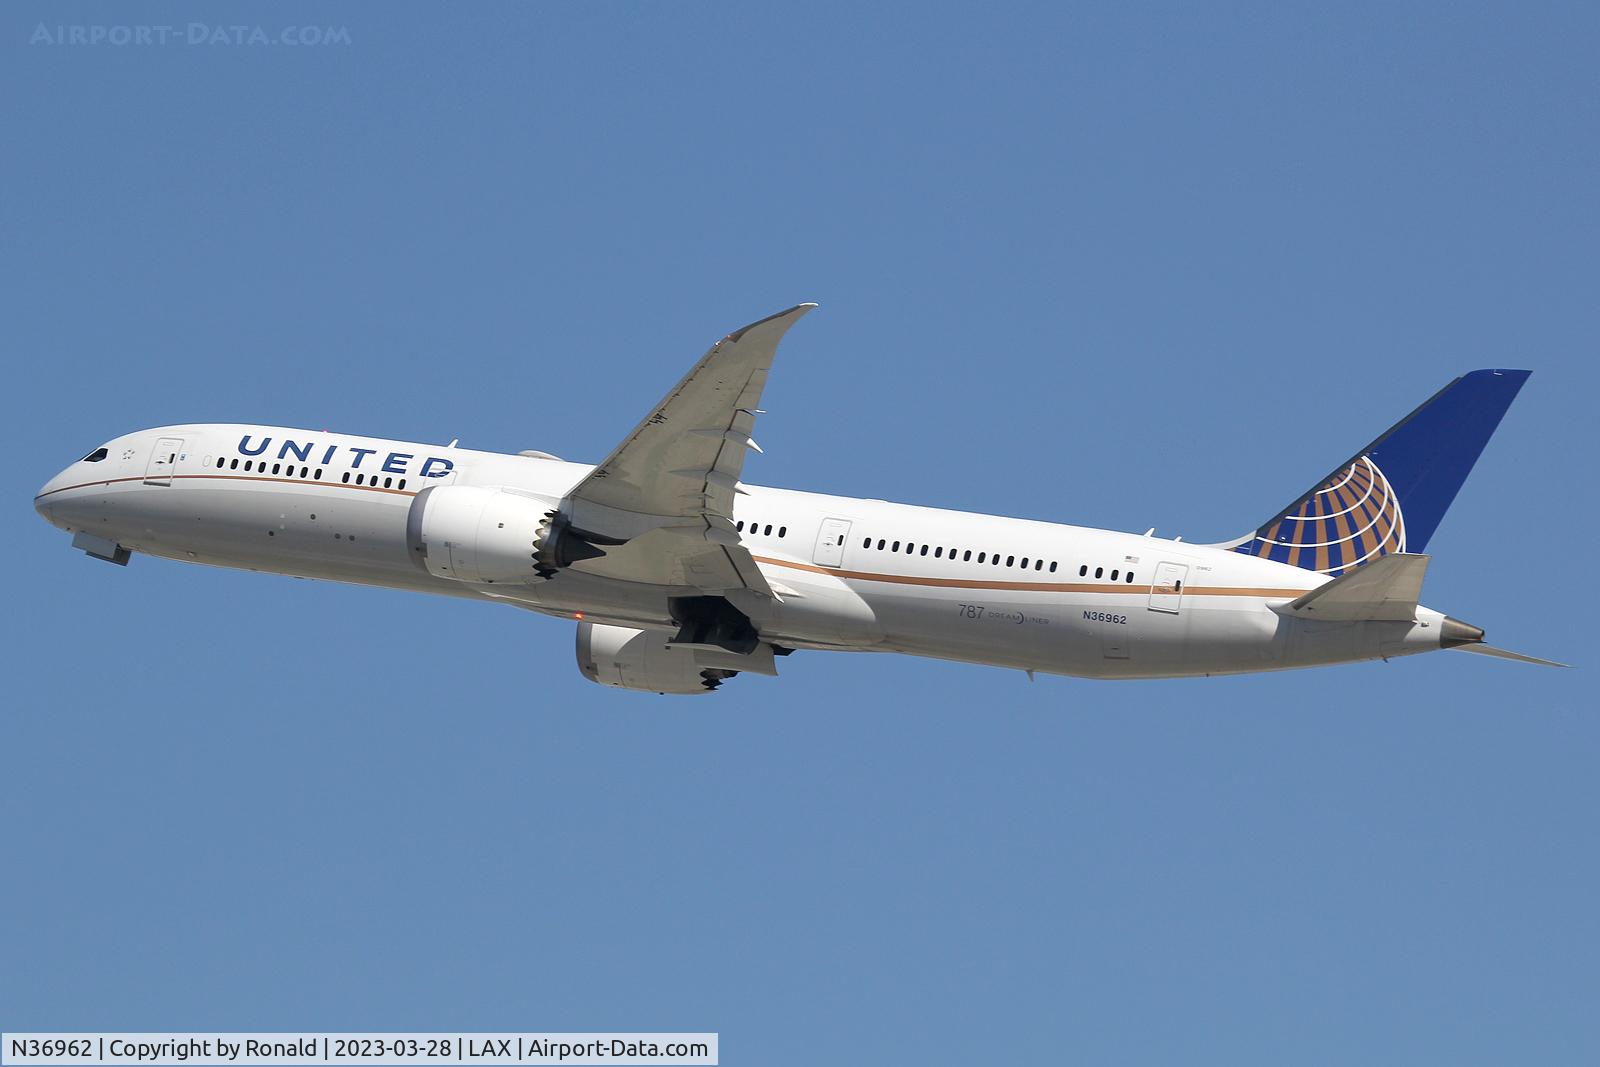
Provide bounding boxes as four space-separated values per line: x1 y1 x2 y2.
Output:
1276 552 1429 621
1448 643 1571 668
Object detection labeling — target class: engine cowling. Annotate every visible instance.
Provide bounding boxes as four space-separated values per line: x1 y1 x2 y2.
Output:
576 622 777 695
407 485 556 584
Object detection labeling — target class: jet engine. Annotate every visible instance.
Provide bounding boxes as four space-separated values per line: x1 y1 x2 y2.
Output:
407 485 556 583
407 485 632 584
576 622 777 695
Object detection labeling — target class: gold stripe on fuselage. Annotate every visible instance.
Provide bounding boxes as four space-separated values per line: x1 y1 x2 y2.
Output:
749 555 1305 599
36 472 419 499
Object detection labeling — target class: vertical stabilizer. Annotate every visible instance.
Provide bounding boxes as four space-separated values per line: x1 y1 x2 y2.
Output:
1226 370 1530 575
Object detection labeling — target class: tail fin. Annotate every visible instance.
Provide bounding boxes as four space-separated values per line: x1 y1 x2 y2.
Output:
1225 369 1530 575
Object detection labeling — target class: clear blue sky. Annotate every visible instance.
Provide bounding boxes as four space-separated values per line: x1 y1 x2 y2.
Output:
3 3 1595 1063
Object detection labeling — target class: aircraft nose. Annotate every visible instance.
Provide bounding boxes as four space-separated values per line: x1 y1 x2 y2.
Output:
34 470 68 525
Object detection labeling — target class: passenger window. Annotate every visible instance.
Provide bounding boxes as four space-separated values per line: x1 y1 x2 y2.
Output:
877 539 886 550
1006 555 1015 567
1125 571 1135 584
737 521 745 531
1020 557 1029 568
1035 560 1043 571
1079 565 1088 577
342 472 350 484
315 468 324 480
272 463 281 475
893 541 900 552
356 474 365 485
863 538 871 549
920 545 929 556
399 479 406 490
934 547 943 558
230 458 239 470
384 476 393 488
977 552 986 563
1049 561 1057 573
992 554 1001 566
1111 569 1119 581
1095 567 1104 579
764 524 772 536
963 550 972 561
779 526 787 538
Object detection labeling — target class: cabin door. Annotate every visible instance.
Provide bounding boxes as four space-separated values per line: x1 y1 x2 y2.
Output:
813 518 852 568
1149 561 1189 614
144 437 184 486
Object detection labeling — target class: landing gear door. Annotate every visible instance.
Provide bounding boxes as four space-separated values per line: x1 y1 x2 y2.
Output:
1149 561 1188 614
144 437 184 486
813 518 852 568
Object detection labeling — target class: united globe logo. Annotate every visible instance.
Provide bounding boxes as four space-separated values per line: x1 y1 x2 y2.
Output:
1237 456 1406 576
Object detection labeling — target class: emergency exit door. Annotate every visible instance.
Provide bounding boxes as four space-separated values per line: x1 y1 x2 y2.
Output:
144 437 184 486
813 518 853 568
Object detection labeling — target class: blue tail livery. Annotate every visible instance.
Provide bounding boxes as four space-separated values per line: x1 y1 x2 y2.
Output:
1227 369 1531 575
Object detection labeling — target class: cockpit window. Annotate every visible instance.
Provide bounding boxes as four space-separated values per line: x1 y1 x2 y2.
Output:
81 447 109 463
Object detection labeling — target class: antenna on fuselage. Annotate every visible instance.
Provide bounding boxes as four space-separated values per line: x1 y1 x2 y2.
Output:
447 438 459 448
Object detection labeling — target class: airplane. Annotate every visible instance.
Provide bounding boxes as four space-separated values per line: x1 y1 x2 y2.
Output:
34 303 1567 694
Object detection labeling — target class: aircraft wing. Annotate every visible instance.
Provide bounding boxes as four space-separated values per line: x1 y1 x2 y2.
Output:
553 303 816 594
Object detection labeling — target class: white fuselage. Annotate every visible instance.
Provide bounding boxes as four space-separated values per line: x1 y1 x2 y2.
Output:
35 424 1453 679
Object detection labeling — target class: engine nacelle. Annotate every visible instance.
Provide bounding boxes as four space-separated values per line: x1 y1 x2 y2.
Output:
407 485 555 584
576 622 777 695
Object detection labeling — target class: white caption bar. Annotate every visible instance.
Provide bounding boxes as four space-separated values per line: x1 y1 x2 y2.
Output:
2 1034 717 1066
